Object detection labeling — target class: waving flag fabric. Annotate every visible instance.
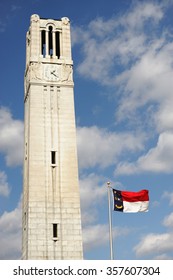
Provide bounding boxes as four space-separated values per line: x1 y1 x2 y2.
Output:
112 189 149 213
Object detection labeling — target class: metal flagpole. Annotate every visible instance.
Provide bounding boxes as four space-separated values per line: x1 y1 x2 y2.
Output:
107 181 114 260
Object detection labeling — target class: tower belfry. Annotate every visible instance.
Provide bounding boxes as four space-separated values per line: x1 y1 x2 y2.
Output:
22 14 83 259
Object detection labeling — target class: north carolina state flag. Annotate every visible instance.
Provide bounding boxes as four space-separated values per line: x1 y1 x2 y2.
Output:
112 189 149 212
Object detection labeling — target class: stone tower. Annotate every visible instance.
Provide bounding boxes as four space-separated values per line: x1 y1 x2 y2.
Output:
22 14 83 259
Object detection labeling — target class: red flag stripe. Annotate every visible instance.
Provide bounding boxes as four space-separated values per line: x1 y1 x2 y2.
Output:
121 189 149 202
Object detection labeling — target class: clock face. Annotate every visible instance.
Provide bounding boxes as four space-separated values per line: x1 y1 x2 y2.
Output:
44 65 60 81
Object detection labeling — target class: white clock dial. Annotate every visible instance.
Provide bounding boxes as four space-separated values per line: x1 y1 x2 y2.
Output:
44 65 60 81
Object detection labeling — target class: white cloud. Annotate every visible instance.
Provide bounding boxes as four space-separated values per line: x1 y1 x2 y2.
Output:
154 253 173 260
116 42 173 128
83 223 130 252
0 107 23 166
73 2 173 178
134 232 173 257
155 102 173 132
162 191 173 206
83 224 110 251
163 212 173 228
0 198 22 259
116 132 173 174
121 2 163 29
134 193 173 258
73 2 164 85
80 173 106 208
79 173 106 225
77 126 144 170
0 171 10 197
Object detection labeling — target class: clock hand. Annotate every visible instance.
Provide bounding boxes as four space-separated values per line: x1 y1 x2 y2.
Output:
50 70 58 75
51 72 57 77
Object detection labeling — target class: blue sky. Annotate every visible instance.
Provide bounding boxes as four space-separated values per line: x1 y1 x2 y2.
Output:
1 0 173 260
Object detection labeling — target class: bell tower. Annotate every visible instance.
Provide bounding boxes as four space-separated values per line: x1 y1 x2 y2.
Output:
22 14 83 259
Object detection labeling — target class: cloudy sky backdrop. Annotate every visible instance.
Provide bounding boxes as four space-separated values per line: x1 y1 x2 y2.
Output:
1 0 173 259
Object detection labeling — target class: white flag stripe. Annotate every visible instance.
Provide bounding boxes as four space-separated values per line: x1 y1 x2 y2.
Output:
123 201 149 212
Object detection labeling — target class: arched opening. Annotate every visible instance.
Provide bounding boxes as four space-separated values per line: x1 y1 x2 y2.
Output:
40 26 60 58
56 31 60 58
41 30 46 57
48 26 53 56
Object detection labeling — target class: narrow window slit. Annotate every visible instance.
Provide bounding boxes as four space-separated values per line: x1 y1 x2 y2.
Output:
48 26 53 56
51 151 56 165
41 30 46 57
56 31 60 58
24 212 27 230
53 223 58 239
